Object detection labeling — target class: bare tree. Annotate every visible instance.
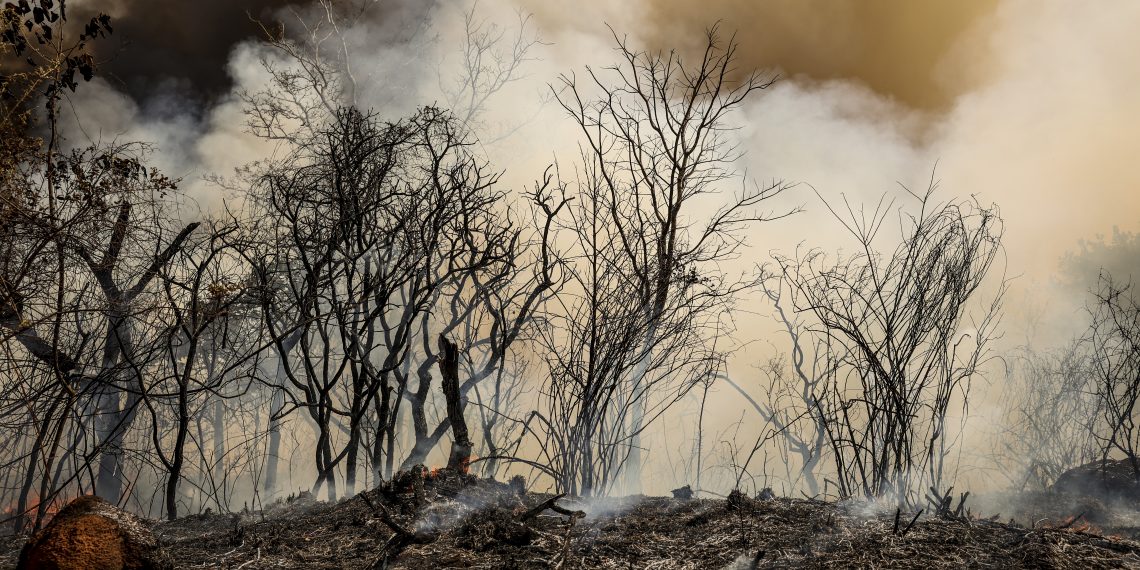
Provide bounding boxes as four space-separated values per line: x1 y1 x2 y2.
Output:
776 185 1005 505
441 2 544 138
248 103 547 498
245 0 540 143
252 107 424 499
552 25 795 492
995 341 1100 490
715 278 835 497
1 138 198 526
528 157 739 496
1088 273 1140 475
142 219 261 520
0 0 118 529
239 1 557 496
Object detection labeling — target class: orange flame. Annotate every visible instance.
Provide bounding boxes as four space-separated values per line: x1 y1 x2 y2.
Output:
3 492 67 530
1045 514 1101 535
459 455 475 475
426 456 476 479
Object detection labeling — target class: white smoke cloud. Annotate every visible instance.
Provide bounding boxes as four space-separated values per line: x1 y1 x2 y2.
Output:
54 0 1140 496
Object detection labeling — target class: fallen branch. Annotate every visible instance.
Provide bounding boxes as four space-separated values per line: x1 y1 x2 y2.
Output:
518 494 584 521
360 493 437 544
901 509 923 537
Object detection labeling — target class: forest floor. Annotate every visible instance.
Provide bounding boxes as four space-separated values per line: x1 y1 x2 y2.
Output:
4 472 1140 569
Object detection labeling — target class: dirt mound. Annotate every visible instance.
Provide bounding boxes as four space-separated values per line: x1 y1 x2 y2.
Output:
1054 459 1140 501
16 495 171 570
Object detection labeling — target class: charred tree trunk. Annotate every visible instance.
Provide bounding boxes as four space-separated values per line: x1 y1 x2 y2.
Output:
370 382 390 482
166 378 191 521
438 335 472 472
345 414 362 496
264 385 285 497
212 397 225 481
15 397 61 532
95 389 140 506
401 362 435 468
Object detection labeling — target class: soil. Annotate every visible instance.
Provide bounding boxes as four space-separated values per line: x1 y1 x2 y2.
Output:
4 473 1140 569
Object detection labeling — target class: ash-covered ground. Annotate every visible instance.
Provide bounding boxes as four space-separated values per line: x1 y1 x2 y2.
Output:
5 470 1140 569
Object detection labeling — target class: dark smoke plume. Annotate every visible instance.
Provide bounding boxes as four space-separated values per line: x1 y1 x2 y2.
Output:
70 0 435 110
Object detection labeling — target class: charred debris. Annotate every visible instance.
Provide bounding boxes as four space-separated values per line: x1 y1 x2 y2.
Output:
7 466 1140 569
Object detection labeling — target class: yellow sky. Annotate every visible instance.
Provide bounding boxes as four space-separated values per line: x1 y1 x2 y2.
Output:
522 0 999 111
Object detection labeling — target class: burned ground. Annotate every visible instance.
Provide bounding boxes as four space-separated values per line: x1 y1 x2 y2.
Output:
4 474 1140 569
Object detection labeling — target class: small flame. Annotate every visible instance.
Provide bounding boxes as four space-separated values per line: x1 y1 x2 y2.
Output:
3 492 67 530
1046 514 1101 535
425 456 476 479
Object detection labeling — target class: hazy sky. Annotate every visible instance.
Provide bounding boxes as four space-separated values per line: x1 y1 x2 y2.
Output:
85 0 995 110
57 0 1140 352
531 0 1001 111
527 0 1140 343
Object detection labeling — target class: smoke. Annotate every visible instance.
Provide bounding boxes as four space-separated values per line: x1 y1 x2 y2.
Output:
524 0 1140 312
532 0 1001 112
649 0 1140 345
520 0 1140 494
59 0 442 211
1061 229 1140 293
57 52 272 210
67 0 284 104
936 0 1140 346
53 0 1140 497
67 0 435 106
63 0 1140 320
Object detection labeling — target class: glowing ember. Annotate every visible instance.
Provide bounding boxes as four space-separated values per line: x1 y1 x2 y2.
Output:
3 493 68 530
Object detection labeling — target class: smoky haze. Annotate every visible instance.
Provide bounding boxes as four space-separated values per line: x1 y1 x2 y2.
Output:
21 0 1140 511
508 0 1140 493
554 0 1000 111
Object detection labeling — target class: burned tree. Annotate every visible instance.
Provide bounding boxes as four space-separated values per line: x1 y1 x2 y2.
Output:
532 155 763 495
0 0 134 528
394 172 566 475
0 139 197 529
551 24 795 493
251 107 444 498
441 2 544 135
437 335 472 472
249 103 546 497
144 219 262 520
1088 273 1140 475
996 341 1100 490
716 278 836 497
776 185 1005 504
238 0 558 497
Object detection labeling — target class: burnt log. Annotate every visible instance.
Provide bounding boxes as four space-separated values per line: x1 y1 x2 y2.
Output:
517 494 584 521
